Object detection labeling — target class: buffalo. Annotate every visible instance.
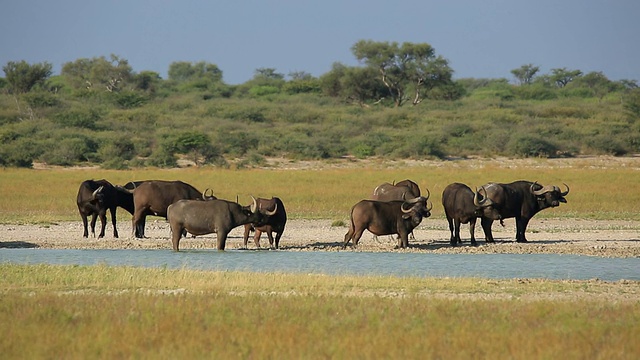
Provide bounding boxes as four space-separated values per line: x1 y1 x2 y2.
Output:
76 179 134 238
243 197 286 249
343 196 432 249
474 180 569 243
120 180 216 238
372 179 423 201
442 183 485 246
167 197 264 251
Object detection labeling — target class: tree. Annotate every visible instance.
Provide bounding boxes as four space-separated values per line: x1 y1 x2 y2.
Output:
511 64 540 85
351 40 454 107
61 55 132 92
168 61 223 83
549 68 582 88
2 60 52 94
571 71 617 100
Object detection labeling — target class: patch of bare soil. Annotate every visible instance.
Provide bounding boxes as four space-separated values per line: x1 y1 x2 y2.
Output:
1 218 639 258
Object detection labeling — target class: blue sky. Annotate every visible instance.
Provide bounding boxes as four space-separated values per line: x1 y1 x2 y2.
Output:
2 0 638 84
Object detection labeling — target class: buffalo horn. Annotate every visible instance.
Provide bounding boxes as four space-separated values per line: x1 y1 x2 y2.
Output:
561 183 570 196
264 203 278 216
401 202 413 213
426 200 433 211
92 186 104 198
473 186 492 207
531 182 555 196
424 187 430 200
250 196 258 213
202 188 214 200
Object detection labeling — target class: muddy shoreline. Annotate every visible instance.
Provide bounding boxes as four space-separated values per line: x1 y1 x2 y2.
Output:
2 218 639 258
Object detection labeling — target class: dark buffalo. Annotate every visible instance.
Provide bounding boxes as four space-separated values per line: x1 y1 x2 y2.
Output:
372 179 423 201
474 180 569 243
167 197 264 251
343 196 432 249
120 180 216 238
76 179 134 238
243 197 285 249
442 183 484 246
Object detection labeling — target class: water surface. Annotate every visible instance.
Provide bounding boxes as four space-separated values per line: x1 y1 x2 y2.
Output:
1 249 638 281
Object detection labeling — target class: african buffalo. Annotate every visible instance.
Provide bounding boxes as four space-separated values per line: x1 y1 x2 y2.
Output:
76 179 134 238
372 179 423 201
442 183 484 246
167 197 264 251
343 196 432 249
243 197 285 249
120 180 216 238
474 180 569 243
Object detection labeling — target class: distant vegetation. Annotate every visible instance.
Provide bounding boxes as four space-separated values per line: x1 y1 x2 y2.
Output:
1 42 639 169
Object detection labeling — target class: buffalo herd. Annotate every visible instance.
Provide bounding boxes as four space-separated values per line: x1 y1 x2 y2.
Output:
76 177 569 251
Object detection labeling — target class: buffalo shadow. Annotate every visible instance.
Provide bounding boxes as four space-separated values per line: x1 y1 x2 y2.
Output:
0 241 39 249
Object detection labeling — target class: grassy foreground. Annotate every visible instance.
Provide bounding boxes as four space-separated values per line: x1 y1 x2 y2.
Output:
1 264 638 359
1 159 640 223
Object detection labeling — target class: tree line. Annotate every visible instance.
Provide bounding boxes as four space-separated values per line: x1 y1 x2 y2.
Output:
1 40 639 168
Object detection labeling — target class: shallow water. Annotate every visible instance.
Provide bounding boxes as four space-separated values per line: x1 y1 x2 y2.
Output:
1 249 638 281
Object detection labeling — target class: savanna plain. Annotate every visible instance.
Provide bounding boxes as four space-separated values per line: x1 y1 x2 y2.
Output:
1 156 639 358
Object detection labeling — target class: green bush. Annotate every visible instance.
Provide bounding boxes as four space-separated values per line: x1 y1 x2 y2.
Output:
23 91 61 108
52 108 102 129
507 134 558 158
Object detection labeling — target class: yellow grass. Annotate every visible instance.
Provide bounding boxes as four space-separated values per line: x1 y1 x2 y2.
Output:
1 159 639 223
1 264 638 359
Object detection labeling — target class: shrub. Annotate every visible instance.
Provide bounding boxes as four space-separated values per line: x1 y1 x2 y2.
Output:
23 91 61 108
585 135 627 156
507 134 558 157
112 90 147 109
97 135 136 162
51 108 102 129
40 136 98 165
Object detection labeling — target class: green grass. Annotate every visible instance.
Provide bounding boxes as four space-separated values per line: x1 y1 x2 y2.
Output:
1 264 638 359
1 160 639 223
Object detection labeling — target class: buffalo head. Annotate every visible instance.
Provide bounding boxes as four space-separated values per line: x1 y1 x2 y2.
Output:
530 182 569 207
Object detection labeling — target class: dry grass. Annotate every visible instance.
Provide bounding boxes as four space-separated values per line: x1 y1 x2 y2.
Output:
1 264 638 359
1 158 639 223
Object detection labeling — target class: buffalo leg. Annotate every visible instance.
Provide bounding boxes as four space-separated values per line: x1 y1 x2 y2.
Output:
132 210 146 238
446 216 456 246
274 232 283 249
98 211 108 238
481 218 495 243
242 224 252 248
265 230 277 249
109 207 119 238
171 226 182 251
469 218 477 246
80 214 89 238
217 231 229 250
253 229 263 248
90 213 98 237
515 217 530 242
454 219 462 245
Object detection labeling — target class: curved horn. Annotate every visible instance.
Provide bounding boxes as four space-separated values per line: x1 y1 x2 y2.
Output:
531 182 555 196
250 196 257 213
92 186 104 198
264 203 278 216
426 200 433 212
424 187 430 200
404 196 423 204
202 188 213 200
561 183 570 196
401 201 413 213
473 186 492 207
531 181 545 196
